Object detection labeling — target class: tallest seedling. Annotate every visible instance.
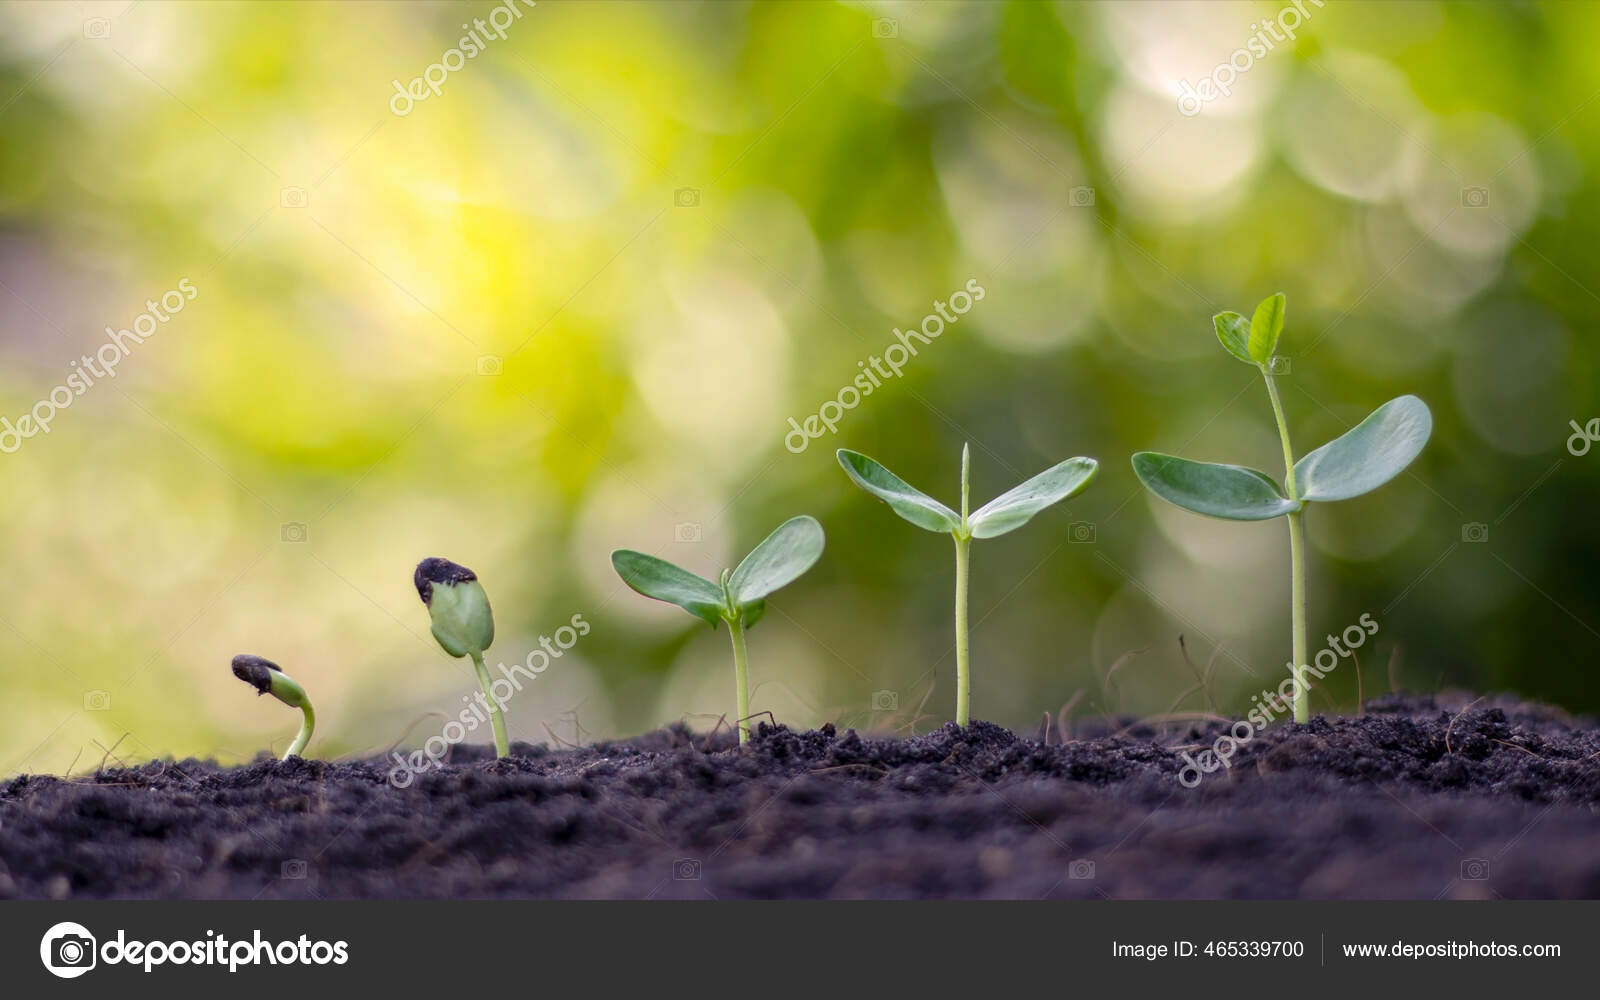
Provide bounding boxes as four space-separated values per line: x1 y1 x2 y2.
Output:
1131 293 1432 722
838 445 1098 726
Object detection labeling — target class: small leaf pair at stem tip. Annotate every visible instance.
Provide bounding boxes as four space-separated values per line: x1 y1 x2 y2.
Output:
612 516 826 744
838 444 1098 728
1214 291 1285 366
1133 293 1432 723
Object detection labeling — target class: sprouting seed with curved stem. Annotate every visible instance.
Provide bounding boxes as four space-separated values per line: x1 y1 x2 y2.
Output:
414 557 507 758
231 654 315 761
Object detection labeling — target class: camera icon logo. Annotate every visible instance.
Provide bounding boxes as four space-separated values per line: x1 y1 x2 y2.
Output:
674 187 700 208
83 690 111 711
673 522 703 543
83 17 110 39
280 186 308 208
476 354 503 376
1460 858 1489 880
872 18 898 38
1068 521 1096 544
673 858 702 880
282 859 309 879
1461 522 1489 543
1069 185 1095 207
1068 859 1096 880
281 522 309 543
1461 186 1489 208
40 921 97 979
1268 356 1291 375
871 689 899 712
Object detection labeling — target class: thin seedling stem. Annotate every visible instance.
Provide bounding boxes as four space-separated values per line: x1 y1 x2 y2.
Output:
1263 367 1310 723
728 616 751 744
470 651 510 758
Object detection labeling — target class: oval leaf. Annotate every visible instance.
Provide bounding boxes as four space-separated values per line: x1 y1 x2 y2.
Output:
1249 292 1285 364
1213 311 1254 365
611 550 726 626
728 515 825 606
969 457 1099 539
1293 395 1432 503
1132 452 1301 521
836 450 961 533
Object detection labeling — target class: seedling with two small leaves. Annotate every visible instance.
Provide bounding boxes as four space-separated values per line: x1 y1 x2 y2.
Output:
611 516 825 744
837 444 1098 727
1131 293 1432 723
230 654 315 761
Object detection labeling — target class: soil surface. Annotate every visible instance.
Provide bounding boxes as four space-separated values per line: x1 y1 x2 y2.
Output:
3 693 1599 899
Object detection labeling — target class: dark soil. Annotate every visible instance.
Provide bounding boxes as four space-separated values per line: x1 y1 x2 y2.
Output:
3 693 1599 899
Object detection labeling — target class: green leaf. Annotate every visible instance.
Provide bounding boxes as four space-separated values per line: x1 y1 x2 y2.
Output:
1213 311 1254 365
610 550 727 627
1249 292 1285 364
728 515 825 605
1293 395 1432 503
968 457 1099 539
836 450 961 533
1132 452 1301 521
740 599 767 629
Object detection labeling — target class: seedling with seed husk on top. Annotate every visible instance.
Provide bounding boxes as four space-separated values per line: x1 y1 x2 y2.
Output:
837 444 1098 727
1131 292 1432 723
611 516 825 744
414 557 507 758
230 654 315 761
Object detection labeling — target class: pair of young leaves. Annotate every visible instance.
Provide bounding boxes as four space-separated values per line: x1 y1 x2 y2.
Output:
1133 293 1433 520
611 445 1100 628
612 516 824 630
836 445 1097 539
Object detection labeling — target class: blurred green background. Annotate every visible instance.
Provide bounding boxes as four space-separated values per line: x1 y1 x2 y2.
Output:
1 0 1596 774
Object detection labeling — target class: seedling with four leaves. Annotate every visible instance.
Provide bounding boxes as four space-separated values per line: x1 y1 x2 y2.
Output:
837 445 1098 727
611 516 825 744
1131 293 1432 722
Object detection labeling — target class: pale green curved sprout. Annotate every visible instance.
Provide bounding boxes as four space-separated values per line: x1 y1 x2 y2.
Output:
231 654 315 761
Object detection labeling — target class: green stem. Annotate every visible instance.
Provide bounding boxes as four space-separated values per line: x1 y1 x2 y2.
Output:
1287 510 1309 723
954 443 972 727
471 651 510 758
728 617 751 744
1262 368 1309 722
284 700 314 761
953 532 971 727
960 442 971 522
1262 371 1298 498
